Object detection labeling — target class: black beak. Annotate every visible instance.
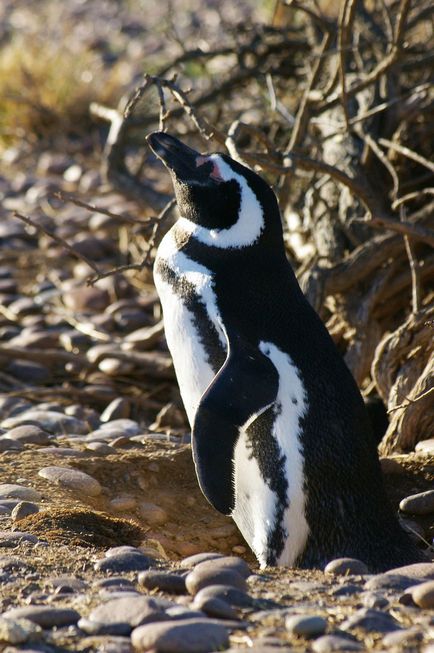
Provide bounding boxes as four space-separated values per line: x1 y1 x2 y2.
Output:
147 132 212 183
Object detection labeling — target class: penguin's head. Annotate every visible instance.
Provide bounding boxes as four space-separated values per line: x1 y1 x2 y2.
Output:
147 131 282 249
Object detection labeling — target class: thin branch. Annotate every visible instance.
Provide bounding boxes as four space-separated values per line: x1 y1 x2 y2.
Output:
400 205 421 314
53 192 154 227
387 386 434 413
392 188 434 209
379 138 434 174
12 212 101 275
338 0 358 131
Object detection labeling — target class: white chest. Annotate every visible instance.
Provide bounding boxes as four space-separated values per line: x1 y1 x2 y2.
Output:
154 229 226 426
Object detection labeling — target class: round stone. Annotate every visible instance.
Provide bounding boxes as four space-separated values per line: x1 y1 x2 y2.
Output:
139 502 168 525
285 615 327 638
11 501 39 521
131 618 229 653
38 466 101 496
6 424 51 445
186 566 247 595
138 570 187 594
324 558 369 575
193 595 239 620
87 595 166 630
340 608 401 633
399 490 434 515
411 580 434 608
0 617 42 644
312 635 363 652
94 552 154 573
2 606 80 628
193 584 254 608
0 483 42 502
180 552 223 569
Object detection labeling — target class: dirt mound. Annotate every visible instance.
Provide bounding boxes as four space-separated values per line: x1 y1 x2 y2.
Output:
15 508 145 548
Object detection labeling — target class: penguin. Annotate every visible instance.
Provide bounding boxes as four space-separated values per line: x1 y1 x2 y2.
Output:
147 131 425 571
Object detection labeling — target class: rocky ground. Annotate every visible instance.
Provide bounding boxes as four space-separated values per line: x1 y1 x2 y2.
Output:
0 0 434 651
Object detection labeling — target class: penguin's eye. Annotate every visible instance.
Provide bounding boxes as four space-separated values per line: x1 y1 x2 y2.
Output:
196 156 224 182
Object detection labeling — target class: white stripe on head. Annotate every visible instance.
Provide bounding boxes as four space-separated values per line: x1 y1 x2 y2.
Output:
178 155 264 249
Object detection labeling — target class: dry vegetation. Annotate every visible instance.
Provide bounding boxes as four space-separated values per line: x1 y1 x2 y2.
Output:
91 0 434 453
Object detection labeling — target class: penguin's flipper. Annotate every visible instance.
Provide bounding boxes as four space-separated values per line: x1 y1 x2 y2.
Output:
192 338 279 515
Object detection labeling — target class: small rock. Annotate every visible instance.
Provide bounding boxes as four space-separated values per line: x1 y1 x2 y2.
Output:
1 410 88 434
324 558 369 575
365 574 421 591
340 608 401 633
139 502 168 525
400 490 434 515
95 551 154 573
131 618 229 653
193 585 254 608
0 483 42 502
0 531 38 545
0 437 24 451
192 556 251 579
38 466 101 496
77 617 132 637
285 614 327 638
312 634 362 652
109 496 137 511
193 595 239 620
361 591 389 608
6 425 51 445
180 553 224 570
63 286 110 312
11 501 39 521
0 616 42 644
186 565 247 595
87 595 166 630
415 438 434 454
100 398 131 422
411 580 434 608
95 576 135 589
0 555 34 570
2 606 80 627
138 570 187 594
382 628 423 647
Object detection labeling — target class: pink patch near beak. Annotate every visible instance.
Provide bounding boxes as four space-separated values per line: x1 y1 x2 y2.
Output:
196 155 223 182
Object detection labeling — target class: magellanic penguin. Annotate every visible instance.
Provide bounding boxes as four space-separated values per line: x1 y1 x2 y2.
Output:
147 131 424 572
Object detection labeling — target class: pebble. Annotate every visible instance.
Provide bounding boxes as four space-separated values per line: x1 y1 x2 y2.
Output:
399 489 434 515
0 616 42 644
109 496 137 511
2 606 80 628
285 614 327 638
312 634 363 652
415 438 434 454
340 608 402 633
38 466 102 496
139 502 168 525
11 501 40 521
6 424 51 444
100 397 131 422
0 437 24 451
324 558 369 575
94 551 154 573
86 596 166 630
361 591 389 608
382 627 423 647
180 552 223 569
185 558 249 595
138 570 187 594
0 531 39 545
1 410 88 434
131 618 230 653
193 595 239 620
411 580 434 608
0 555 34 571
0 483 42 502
193 585 254 608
